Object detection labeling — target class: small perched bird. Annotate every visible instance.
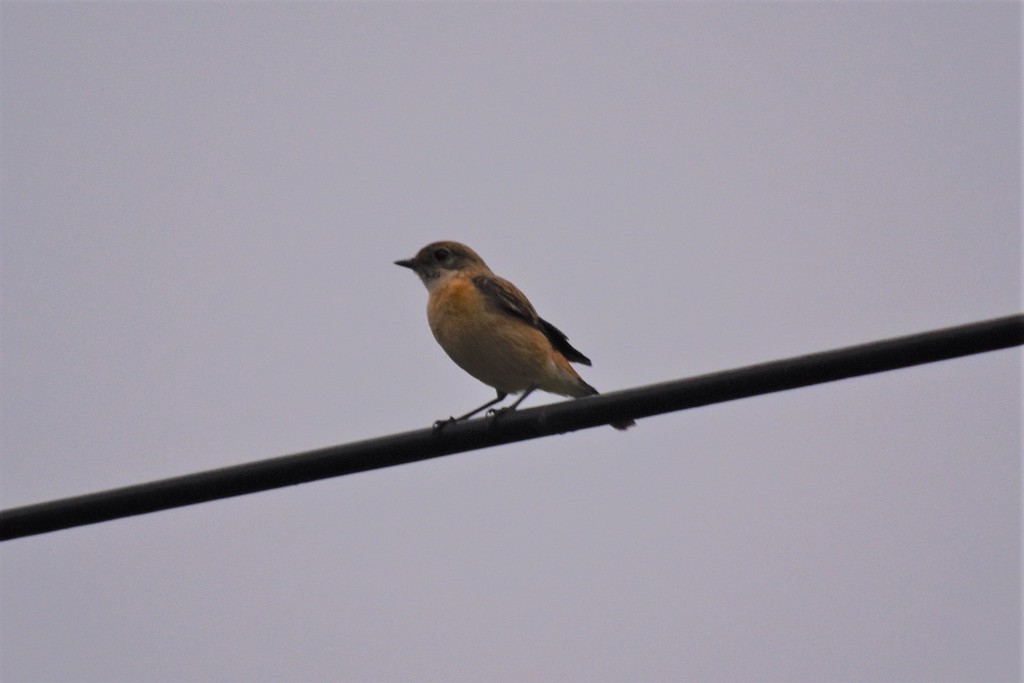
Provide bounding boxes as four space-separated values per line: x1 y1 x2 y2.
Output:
395 241 634 430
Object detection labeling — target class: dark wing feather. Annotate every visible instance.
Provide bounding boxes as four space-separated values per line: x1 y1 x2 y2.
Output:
472 274 592 366
538 318 592 366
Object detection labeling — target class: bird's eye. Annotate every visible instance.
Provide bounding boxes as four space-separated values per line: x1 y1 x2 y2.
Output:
433 248 450 262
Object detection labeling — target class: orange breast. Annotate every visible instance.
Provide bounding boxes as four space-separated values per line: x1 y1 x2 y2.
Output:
427 277 483 329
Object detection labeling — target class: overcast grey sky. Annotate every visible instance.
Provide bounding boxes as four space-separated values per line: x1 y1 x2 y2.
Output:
2 3 1021 682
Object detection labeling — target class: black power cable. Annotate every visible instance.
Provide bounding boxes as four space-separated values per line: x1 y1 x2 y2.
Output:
2 314 1021 541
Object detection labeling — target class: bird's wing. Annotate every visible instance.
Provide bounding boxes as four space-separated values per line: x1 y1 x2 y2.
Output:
537 318 592 366
472 274 540 325
472 274 592 366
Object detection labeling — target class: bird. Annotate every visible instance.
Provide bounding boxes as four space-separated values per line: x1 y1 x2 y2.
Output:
395 240 635 431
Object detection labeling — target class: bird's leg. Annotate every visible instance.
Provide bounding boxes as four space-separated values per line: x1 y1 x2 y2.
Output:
433 391 508 432
487 385 536 417
457 391 509 421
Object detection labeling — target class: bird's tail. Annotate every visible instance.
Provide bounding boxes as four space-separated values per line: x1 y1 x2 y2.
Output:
550 355 635 431
573 379 635 431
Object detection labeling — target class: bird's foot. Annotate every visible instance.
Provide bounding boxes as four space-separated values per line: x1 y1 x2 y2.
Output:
432 417 458 433
485 406 513 419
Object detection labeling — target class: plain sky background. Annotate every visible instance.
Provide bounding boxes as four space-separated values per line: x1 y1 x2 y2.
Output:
1 3 1021 682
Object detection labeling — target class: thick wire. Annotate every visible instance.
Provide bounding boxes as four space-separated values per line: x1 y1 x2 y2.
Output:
2 314 1021 541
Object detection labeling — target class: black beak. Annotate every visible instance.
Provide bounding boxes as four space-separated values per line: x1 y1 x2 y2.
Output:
394 258 416 269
